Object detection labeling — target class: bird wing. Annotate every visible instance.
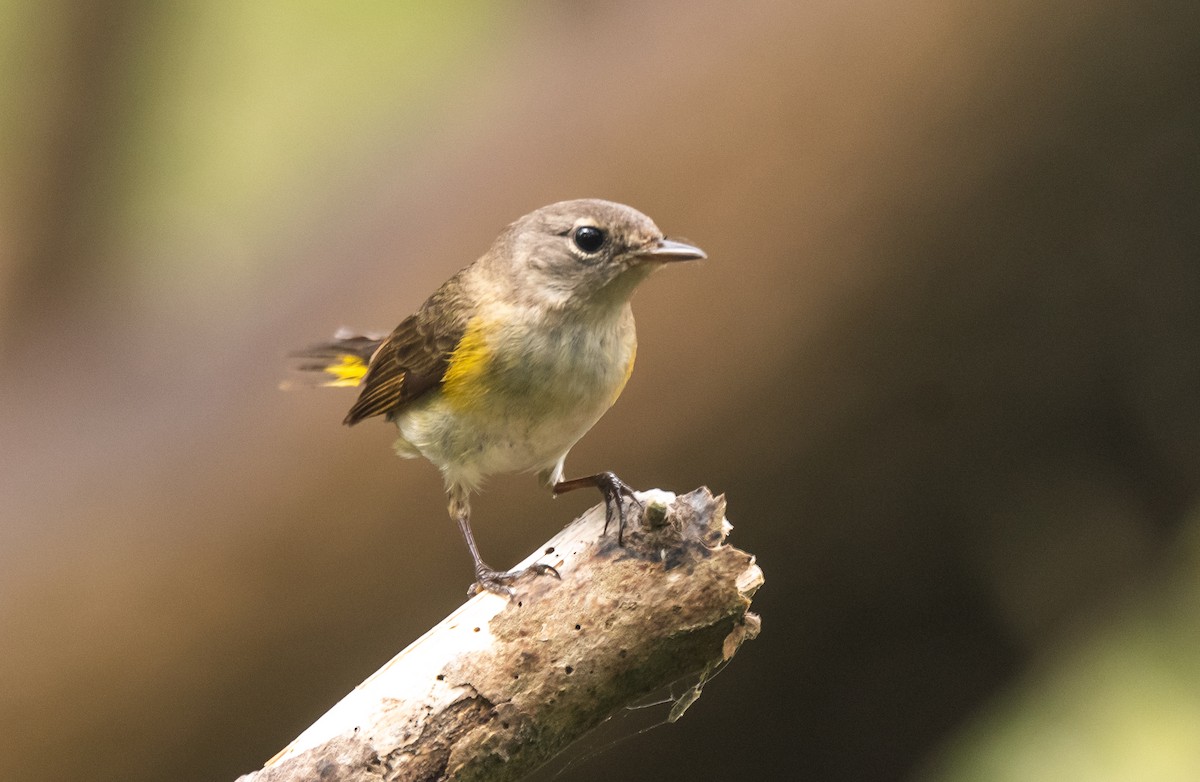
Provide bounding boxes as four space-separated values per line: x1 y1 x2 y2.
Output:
343 272 472 426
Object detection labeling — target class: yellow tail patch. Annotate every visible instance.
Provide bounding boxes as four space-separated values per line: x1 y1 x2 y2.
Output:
322 354 369 387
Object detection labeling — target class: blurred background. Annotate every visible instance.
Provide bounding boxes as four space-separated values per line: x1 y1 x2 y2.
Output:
2 1 1198 780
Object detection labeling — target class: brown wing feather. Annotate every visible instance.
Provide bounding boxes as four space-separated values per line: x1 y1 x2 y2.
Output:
343 271 472 426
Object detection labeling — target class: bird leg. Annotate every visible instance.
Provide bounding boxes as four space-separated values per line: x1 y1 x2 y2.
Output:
552 471 643 545
449 487 558 597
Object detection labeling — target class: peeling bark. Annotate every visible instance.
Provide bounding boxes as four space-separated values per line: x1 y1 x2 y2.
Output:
237 487 763 782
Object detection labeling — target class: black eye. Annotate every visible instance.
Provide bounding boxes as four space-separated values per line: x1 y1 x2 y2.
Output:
572 225 607 254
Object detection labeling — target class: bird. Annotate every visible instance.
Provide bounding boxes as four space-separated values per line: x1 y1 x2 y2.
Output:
292 199 705 595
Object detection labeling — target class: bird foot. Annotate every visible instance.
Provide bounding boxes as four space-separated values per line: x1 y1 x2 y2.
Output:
554 471 643 545
469 562 560 598
596 472 643 545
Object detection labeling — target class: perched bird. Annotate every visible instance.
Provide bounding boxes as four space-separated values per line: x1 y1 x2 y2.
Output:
293 199 705 595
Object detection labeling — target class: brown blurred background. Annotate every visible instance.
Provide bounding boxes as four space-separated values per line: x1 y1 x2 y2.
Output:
2 1 1199 780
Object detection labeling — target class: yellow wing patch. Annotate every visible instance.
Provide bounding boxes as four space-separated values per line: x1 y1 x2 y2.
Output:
321 354 369 387
441 317 493 409
610 340 636 406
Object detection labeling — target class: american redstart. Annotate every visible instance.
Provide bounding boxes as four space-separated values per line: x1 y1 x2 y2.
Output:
292 199 705 595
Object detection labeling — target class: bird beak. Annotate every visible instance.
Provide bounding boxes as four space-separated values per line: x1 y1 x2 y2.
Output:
640 238 707 262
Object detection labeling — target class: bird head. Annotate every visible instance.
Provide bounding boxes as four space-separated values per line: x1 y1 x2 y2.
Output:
490 199 705 312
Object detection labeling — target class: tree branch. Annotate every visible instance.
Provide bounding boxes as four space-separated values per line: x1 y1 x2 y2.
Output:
236 487 763 782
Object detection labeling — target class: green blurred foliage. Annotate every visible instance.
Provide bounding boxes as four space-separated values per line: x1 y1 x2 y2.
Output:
113 2 496 284
922 511 1200 782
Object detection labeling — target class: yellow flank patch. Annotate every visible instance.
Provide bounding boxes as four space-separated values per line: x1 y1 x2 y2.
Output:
322 354 369 387
441 317 493 408
611 340 636 406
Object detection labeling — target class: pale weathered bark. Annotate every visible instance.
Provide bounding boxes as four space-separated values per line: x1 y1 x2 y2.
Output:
237 487 763 782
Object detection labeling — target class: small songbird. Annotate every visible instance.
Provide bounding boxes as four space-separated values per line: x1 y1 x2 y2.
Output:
293 199 705 595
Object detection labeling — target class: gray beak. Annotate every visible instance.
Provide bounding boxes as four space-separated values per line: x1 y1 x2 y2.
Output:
641 238 707 262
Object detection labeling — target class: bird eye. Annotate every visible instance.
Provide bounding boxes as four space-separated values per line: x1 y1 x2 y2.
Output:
572 225 607 254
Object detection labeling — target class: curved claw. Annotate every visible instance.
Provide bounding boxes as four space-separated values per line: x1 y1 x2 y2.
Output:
553 471 642 545
595 472 642 545
527 562 561 579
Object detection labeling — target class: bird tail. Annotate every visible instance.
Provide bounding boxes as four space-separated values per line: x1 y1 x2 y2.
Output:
285 328 384 389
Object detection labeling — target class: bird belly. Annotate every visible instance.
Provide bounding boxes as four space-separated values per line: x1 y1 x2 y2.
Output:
394 311 635 491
